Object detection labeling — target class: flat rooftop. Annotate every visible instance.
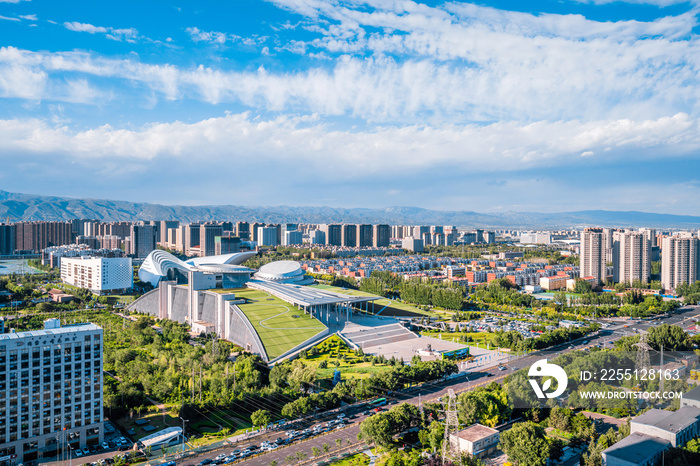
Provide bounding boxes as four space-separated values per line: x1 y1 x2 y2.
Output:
632 406 700 434
0 323 102 341
602 433 669 462
457 424 499 443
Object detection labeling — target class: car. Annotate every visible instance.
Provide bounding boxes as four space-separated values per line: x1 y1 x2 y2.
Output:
248 445 259 451
75 451 84 458
101 442 109 450
275 437 284 444
337 413 346 419
82 448 90 456
215 454 227 461
198 459 212 466
498 366 506 371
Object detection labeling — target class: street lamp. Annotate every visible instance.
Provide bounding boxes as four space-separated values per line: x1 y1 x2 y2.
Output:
179 417 188 454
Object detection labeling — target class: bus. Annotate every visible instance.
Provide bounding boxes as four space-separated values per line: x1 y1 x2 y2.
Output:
368 398 387 407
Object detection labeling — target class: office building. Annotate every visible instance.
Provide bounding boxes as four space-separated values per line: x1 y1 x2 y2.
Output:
580 227 606 286
257 226 279 247
60 257 133 294
200 223 223 257
129 224 156 259
661 234 699 292
613 230 651 285
0 319 104 464
413 226 430 239
373 224 390 248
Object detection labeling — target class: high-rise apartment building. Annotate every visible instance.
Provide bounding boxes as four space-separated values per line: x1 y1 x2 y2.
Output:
199 223 223 257
0 223 15 255
0 319 104 464
159 221 179 245
613 230 651 285
129 224 156 259
250 223 264 242
373 224 390 248
257 226 279 247
661 234 699 292
183 224 201 256
214 233 241 255
322 224 342 246
580 227 606 285
356 224 374 247
235 222 250 241
341 224 357 247
14 222 73 253
284 230 303 246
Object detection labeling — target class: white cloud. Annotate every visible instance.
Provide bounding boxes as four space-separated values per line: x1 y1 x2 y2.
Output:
19 14 37 20
0 113 697 173
0 14 20 21
63 22 139 42
63 22 108 34
0 0 30 3
186 26 232 44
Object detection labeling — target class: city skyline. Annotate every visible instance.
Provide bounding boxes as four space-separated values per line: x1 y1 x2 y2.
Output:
2 1 700 214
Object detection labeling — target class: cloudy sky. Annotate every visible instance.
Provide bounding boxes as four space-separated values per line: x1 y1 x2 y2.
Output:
1 0 699 214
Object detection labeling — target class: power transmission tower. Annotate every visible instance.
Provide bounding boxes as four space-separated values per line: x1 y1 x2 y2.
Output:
442 389 460 466
634 332 652 378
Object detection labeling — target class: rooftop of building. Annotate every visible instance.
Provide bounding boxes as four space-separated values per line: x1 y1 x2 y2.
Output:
456 424 499 443
632 406 700 434
602 433 670 462
682 385 700 403
0 322 102 341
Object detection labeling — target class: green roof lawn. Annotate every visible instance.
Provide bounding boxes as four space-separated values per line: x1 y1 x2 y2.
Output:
233 288 327 360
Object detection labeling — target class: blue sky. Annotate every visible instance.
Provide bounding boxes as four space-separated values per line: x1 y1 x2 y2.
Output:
1 0 700 214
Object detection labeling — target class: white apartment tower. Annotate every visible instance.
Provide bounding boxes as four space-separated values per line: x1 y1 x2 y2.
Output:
613 230 651 285
0 320 104 464
580 227 606 285
661 234 699 292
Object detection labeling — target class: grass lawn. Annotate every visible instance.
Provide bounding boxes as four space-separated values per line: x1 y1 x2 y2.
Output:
302 335 393 380
309 284 437 317
234 288 327 360
420 330 499 348
327 452 370 465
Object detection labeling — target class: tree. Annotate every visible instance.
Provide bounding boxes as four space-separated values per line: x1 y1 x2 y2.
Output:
498 422 550 466
312 446 321 457
360 413 394 448
270 461 278 466
336 438 342 449
418 421 444 453
285 455 295 465
322 443 330 454
251 409 271 429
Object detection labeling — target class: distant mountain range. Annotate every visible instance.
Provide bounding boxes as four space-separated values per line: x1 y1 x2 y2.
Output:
1 190 700 229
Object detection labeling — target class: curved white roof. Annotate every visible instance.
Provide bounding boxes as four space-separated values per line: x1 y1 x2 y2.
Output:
186 251 256 267
254 260 305 283
138 250 257 287
196 264 253 274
